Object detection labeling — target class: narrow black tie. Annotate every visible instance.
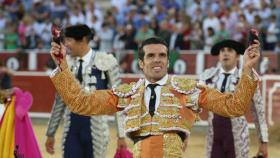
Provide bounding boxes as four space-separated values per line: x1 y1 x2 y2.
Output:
76 59 83 83
220 73 230 93
148 84 158 117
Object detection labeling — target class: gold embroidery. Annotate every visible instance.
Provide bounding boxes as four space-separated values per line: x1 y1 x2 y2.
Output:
172 76 197 94
163 133 183 158
123 76 199 139
114 83 135 95
201 73 258 117
132 141 141 158
51 69 117 115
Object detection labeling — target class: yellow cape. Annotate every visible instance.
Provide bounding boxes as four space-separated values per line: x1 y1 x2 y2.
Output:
0 97 15 158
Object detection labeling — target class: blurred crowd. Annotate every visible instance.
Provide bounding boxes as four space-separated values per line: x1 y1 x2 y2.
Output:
0 0 280 53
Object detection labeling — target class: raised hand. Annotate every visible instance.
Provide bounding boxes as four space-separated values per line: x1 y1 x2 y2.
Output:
50 42 68 71
243 40 261 72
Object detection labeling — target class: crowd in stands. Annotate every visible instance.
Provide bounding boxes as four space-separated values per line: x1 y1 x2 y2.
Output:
0 0 280 54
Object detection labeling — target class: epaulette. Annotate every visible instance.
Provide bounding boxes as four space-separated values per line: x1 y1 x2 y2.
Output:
171 76 197 95
199 67 218 81
94 52 118 71
112 79 144 97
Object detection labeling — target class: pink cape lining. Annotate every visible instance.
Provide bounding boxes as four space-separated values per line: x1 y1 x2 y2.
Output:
14 87 42 158
114 147 133 158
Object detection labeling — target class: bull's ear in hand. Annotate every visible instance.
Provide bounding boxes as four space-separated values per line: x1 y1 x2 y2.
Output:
51 24 63 59
248 28 259 46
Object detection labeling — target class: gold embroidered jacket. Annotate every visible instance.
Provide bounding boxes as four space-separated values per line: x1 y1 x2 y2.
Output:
51 68 258 138
112 76 200 139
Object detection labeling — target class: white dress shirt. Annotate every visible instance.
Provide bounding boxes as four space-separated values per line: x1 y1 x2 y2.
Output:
217 67 237 90
76 49 94 74
144 74 169 112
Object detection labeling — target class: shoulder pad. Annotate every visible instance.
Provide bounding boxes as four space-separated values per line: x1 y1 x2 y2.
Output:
113 79 144 97
171 76 197 95
94 52 118 71
199 67 218 80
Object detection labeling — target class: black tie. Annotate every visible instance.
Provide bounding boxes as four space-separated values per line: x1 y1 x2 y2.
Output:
220 73 230 93
148 84 158 117
76 59 83 83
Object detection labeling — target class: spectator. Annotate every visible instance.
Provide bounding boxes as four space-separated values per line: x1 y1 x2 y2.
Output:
157 20 171 45
134 21 154 44
220 8 238 32
85 1 103 28
168 24 184 50
166 7 177 25
149 17 160 35
111 6 125 27
87 15 102 33
181 21 191 50
31 0 49 23
40 18 52 49
5 0 25 21
0 0 278 53
204 27 215 51
243 3 257 25
161 0 180 10
26 28 40 49
97 22 114 52
17 15 33 48
0 10 7 31
120 24 138 50
151 0 167 22
189 21 203 50
111 0 127 14
68 5 85 25
104 10 118 32
214 21 230 43
190 7 203 23
258 1 272 23
265 14 279 50
0 11 7 50
232 23 247 44
125 5 138 28
185 0 200 18
4 21 18 50
113 26 126 62
134 10 149 30
49 0 67 21
202 9 220 38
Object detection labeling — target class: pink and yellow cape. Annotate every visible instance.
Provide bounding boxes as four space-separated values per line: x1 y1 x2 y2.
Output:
0 88 42 158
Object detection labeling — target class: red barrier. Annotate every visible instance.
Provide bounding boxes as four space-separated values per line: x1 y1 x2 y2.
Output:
10 72 280 124
1 50 279 74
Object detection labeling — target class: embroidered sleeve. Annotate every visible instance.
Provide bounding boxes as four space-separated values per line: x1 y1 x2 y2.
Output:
46 94 66 137
198 72 258 117
251 86 269 142
51 68 119 116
